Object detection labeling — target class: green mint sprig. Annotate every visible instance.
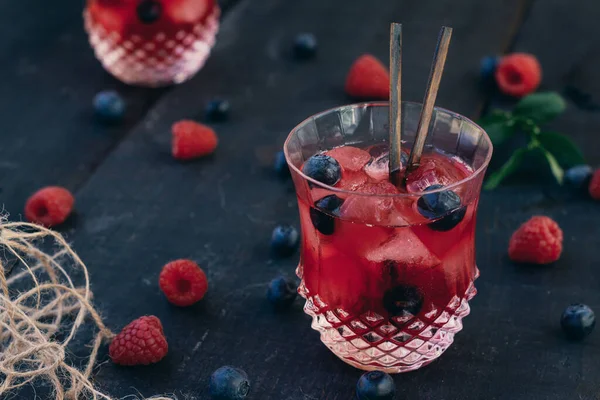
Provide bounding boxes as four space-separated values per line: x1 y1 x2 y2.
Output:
479 91 585 190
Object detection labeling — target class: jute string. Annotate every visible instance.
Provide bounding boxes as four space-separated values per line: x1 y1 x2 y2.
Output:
0 220 173 399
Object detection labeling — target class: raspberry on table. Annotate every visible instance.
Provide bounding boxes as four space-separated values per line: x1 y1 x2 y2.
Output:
588 168 600 200
159 259 208 307
25 186 74 227
494 53 542 97
345 54 390 100
172 120 218 160
109 315 168 366
508 216 563 264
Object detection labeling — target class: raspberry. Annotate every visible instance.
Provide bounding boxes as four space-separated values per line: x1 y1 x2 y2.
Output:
495 53 542 97
109 316 168 366
159 259 208 306
345 54 389 100
172 120 218 160
508 216 563 264
25 186 74 227
588 169 600 200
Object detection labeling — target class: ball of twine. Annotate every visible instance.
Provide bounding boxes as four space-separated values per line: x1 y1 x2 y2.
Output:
0 220 173 400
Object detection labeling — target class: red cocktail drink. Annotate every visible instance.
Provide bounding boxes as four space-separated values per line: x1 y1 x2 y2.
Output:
285 102 492 372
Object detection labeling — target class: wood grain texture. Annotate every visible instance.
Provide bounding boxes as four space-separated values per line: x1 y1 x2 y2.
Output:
0 0 239 219
7 0 600 399
510 0 600 165
47 0 529 398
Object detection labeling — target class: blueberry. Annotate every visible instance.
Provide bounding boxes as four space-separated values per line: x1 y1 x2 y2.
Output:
209 366 250 400
383 285 424 317
356 371 396 400
310 195 344 235
271 224 299 257
293 33 317 60
480 55 500 81
417 184 466 231
564 165 593 190
93 90 126 123
205 99 231 122
274 151 290 179
561 303 595 341
267 276 298 310
137 0 162 24
302 154 341 186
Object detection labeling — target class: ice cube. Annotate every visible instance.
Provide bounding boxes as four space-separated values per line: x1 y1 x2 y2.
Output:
339 195 394 225
405 153 469 193
339 182 400 224
325 146 371 172
364 153 390 181
364 150 409 182
364 229 441 269
337 170 369 191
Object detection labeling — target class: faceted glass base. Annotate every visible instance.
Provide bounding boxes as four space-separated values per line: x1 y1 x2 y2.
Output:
298 268 479 373
84 7 220 87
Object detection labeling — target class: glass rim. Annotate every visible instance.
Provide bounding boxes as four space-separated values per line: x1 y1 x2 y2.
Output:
283 101 494 198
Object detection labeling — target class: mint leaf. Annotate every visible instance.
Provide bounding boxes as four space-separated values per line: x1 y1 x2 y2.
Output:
539 146 564 184
514 92 566 124
484 147 528 190
478 112 515 146
536 131 586 168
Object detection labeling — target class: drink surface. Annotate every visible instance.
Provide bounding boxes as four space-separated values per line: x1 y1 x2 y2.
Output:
296 143 479 372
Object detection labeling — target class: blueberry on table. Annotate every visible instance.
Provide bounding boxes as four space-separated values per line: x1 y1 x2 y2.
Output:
205 99 231 122
274 151 290 179
310 195 344 235
383 285 424 317
417 184 466 231
293 33 317 60
267 276 298 310
271 224 300 257
356 370 396 400
564 165 593 190
561 303 595 341
302 154 341 186
480 55 500 81
93 90 125 124
209 366 250 400
137 0 162 24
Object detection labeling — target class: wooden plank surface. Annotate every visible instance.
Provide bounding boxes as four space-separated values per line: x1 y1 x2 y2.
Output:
54 0 529 399
506 0 600 165
4 0 600 399
0 0 237 219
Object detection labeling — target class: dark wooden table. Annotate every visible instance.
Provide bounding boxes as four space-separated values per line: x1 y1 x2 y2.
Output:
3 0 600 399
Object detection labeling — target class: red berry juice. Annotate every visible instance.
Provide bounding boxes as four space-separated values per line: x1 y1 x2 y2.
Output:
296 144 479 373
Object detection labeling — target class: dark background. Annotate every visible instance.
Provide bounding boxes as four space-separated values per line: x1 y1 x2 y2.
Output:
3 0 600 399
